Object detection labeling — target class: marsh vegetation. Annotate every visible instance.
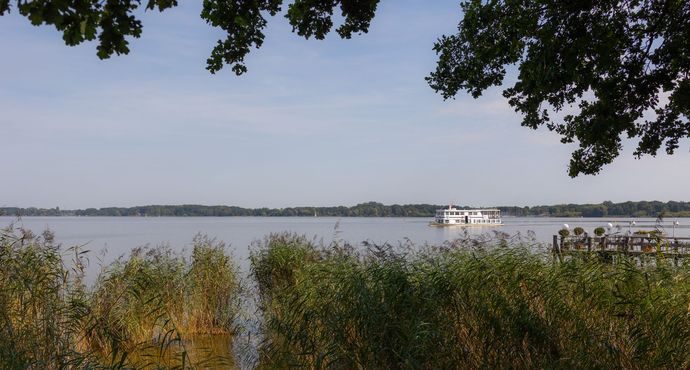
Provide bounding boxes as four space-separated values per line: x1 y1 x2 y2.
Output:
250 233 689 369
1 226 688 369
0 225 240 369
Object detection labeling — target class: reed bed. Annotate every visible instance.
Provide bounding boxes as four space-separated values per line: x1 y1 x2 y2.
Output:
87 235 240 360
251 232 690 369
3 225 689 369
0 227 92 369
0 225 240 369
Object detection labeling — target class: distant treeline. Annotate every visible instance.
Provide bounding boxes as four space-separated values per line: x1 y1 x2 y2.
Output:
499 200 690 218
0 203 439 217
2 201 690 218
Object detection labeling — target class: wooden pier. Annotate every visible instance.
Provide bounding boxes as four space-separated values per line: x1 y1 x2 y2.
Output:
552 234 690 258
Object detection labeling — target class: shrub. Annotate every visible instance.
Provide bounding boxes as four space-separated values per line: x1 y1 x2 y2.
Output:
558 228 570 237
594 227 606 236
573 226 585 236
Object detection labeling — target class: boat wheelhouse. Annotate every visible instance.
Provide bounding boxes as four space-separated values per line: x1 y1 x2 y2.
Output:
431 206 502 226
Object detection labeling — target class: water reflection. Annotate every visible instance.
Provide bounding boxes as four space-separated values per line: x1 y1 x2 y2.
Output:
131 334 235 369
183 335 234 369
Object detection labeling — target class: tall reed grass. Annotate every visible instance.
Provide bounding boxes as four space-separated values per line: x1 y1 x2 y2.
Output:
87 235 240 360
251 233 690 369
0 225 240 369
3 225 689 369
0 227 92 369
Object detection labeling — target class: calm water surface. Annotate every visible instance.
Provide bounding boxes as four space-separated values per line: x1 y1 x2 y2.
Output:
3 216 689 274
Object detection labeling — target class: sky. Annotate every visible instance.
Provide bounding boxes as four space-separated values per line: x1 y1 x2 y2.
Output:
1 1 688 209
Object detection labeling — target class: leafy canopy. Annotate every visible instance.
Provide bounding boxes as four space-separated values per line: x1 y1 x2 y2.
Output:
2 0 688 176
427 0 690 176
0 0 379 74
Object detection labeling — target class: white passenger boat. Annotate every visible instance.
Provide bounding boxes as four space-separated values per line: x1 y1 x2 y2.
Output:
430 205 502 227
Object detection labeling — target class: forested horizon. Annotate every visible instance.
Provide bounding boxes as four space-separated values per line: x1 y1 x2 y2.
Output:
2 201 690 218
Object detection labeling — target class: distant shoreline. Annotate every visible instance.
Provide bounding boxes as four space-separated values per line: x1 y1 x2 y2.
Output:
3 201 690 218
3 214 690 219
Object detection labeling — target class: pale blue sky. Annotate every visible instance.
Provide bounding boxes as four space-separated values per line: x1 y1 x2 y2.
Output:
1 1 688 209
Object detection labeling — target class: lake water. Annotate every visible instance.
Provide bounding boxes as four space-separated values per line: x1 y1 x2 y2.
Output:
3 216 690 276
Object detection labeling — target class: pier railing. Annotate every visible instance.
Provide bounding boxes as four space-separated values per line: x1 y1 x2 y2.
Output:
552 234 690 257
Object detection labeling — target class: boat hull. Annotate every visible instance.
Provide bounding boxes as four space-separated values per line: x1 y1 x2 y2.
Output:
429 222 503 227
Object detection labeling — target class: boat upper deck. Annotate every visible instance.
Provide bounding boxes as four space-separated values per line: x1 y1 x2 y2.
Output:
435 208 501 218
433 207 502 226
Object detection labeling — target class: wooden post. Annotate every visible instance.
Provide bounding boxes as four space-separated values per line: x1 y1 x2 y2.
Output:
553 235 559 254
587 237 592 252
623 236 629 253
